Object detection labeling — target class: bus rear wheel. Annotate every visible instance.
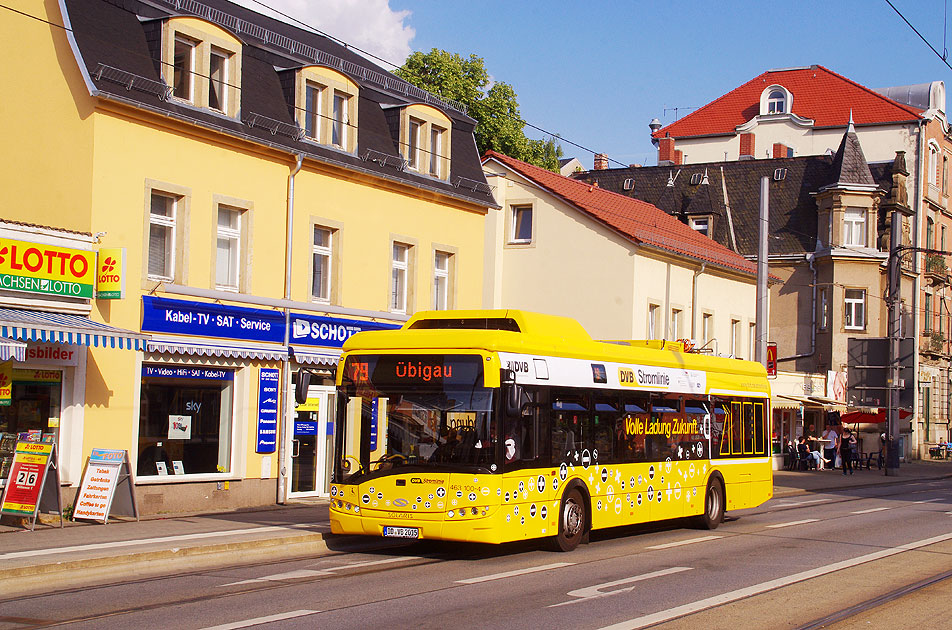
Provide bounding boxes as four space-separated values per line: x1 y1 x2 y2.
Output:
694 478 724 530
553 488 586 552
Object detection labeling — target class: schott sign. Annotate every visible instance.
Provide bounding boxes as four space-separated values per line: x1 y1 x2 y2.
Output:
290 313 398 349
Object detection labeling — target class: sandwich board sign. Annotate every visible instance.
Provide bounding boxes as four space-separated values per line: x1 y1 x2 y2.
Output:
1 441 62 530
73 448 138 524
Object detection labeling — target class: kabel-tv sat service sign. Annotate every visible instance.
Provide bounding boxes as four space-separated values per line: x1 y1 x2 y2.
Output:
0 238 96 298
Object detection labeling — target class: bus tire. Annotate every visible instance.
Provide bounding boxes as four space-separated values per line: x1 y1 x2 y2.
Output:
553 487 586 552
695 477 724 530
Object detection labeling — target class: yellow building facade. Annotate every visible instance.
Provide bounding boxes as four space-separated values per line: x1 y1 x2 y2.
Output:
0 0 493 514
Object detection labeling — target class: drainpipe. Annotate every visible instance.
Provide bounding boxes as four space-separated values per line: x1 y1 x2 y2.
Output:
277 153 304 504
691 263 707 339
778 252 817 363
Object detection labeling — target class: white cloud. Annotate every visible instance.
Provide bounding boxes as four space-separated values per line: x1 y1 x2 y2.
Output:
231 0 415 68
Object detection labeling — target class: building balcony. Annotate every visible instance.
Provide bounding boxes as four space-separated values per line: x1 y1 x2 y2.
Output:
921 329 947 356
925 254 949 285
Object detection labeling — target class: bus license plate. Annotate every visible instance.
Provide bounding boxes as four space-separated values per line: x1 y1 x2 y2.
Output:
383 526 419 539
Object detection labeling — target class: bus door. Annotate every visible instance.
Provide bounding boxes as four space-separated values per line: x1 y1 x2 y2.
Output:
289 385 334 497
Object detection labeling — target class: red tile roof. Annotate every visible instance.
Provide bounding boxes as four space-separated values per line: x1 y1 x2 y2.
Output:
482 151 759 277
653 65 923 140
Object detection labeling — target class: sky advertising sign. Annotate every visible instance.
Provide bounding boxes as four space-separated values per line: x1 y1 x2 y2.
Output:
0 238 96 298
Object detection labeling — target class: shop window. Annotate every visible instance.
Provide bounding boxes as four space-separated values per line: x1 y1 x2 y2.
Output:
0 370 63 483
162 18 241 117
137 366 234 477
294 66 358 153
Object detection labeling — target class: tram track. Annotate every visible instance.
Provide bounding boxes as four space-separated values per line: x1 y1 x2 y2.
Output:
795 567 952 630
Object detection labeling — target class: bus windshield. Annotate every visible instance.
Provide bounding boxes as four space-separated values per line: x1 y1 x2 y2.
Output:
337 354 497 482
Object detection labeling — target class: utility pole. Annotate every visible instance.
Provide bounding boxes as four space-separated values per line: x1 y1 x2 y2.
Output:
755 177 769 365
886 220 903 476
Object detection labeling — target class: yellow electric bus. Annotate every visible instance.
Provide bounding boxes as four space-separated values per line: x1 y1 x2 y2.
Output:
329 310 772 551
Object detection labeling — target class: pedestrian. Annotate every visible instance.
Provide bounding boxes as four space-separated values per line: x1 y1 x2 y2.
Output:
839 427 857 475
822 423 838 469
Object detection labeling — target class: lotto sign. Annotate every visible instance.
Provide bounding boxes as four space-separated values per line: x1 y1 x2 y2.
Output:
96 247 125 299
0 237 96 298
0 442 53 515
0 361 11 407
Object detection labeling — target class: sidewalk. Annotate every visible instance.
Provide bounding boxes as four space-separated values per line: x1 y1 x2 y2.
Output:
2 459 951 597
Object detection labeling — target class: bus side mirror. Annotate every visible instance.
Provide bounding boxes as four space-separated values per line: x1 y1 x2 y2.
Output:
295 369 311 405
501 368 523 418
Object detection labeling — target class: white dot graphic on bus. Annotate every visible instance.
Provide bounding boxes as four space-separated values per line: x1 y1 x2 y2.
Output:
648 466 655 480
581 449 592 469
637 493 643 505
559 463 568 480
541 506 547 519
597 500 603 511
538 476 546 492
601 468 608 483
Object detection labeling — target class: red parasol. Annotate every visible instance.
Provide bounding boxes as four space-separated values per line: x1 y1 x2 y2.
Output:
839 409 911 424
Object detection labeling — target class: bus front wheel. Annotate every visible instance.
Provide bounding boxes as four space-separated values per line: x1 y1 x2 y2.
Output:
695 478 724 530
553 487 586 552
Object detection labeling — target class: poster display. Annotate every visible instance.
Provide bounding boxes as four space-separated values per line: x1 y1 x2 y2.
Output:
256 368 279 453
72 449 138 524
167 415 192 440
0 441 61 529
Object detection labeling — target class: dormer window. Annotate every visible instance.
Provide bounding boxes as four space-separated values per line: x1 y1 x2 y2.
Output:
400 104 451 180
760 85 792 116
767 90 785 113
689 216 711 236
162 18 241 117
295 66 358 153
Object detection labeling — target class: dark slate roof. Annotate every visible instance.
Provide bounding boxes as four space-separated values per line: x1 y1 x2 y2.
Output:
573 153 892 258
63 0 494 208
827 121 876 187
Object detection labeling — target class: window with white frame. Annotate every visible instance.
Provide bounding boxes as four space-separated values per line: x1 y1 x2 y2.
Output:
311 226 333 302
510 205 533 243
930 144 939 185
730 319 740 357
433 251 451 310
400 105 452 180
748 322 757 360
818 287 829 330
391 242 410 313
407 118 423 170
844 289 866 330
702 313 713 346
207 47 229 112
648 304 660 339
670 308 682 340
332 91 348 149
430 126 445 177
163 19 241 116
148 192 177 281
767 89 786 114
172 36 195 101
304 82 322 141
216 206 242 291
842 207 866 246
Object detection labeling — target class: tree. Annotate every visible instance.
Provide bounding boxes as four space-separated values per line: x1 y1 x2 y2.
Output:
397 49 563 171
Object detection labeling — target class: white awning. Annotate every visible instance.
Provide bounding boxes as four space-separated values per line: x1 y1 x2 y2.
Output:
289 345 341 366
147 336 287 361
0 337 26 362
0 307 147 350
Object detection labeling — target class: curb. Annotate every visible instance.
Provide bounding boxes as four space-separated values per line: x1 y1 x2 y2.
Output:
0 531 332 598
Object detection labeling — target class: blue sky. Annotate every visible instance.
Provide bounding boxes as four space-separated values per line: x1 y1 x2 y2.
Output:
242 0 951 169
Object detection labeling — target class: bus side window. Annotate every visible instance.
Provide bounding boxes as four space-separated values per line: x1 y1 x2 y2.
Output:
648 397 681 461
593 396 619 463
618 395 649 463
754 401 765 454
710 400 728 458
551 390 587 463
743 402 755 454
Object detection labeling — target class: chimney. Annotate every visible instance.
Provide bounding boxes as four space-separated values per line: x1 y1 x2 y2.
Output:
593 153 609 170
658 137 676 165
739 133 755 160
772 143 791 158
674 149 683 165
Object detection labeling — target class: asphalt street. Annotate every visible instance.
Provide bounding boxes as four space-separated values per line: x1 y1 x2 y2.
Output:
2 475 950 630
